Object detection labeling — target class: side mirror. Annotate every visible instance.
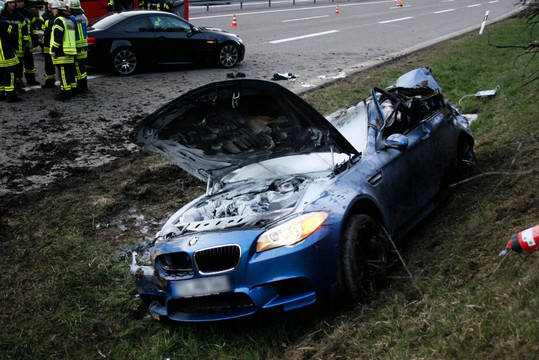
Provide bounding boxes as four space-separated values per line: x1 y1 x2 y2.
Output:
188 26 200 36
385 133 408 151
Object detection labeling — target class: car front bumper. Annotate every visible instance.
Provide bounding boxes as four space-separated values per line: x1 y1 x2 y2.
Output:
131 225 340 322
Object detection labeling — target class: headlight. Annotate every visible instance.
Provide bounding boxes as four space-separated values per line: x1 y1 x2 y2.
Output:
256 211 328 252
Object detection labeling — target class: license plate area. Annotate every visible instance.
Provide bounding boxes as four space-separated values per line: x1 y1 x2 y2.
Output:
172 276 232 298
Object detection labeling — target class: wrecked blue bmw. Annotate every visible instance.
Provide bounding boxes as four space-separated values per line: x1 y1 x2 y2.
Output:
129 68 477 322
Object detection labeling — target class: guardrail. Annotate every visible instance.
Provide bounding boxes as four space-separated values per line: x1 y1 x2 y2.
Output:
189 0 344 12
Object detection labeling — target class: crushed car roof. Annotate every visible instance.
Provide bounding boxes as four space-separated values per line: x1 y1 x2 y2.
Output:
130 79 359 181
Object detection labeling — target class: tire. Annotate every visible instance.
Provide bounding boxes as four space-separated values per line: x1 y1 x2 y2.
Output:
340 214 392 300
456 137 480 180
217 43 240 68
112 48 138 76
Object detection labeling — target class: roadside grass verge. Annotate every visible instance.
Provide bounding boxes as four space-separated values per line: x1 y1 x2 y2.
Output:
1 14 537 359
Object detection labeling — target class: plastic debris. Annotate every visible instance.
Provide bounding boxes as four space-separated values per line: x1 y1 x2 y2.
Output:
272 73 299 81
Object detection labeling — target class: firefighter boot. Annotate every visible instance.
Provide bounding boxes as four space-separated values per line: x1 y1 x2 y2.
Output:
41 79 56 89
0 91 5 101
25 73 40 86
15 80 25 93
54 90 71 101
77 78 88 93
6 91 22 102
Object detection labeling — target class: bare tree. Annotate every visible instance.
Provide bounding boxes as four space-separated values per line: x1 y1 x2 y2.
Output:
489 1 538 85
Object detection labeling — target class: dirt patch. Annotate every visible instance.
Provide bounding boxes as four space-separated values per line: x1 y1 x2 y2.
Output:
0 53 355 200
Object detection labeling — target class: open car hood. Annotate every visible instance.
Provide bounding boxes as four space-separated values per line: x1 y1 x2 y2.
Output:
130 79 359 181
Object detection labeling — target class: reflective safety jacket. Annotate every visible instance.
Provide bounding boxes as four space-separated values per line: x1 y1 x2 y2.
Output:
50 13 76 65
39 10 55 54
0 18 20 68
144 0 171 11
0 8 28 57
70 9 88 60
17 6 39 50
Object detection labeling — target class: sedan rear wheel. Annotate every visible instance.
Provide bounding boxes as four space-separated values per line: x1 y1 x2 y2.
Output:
341 214 392 300
112 48 138 76
217 43 239 68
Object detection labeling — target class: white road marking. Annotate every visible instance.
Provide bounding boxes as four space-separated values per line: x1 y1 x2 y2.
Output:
282 15 329 23
467 4 481 7
378 16 413 24
269 30 339 44
434 9 455 14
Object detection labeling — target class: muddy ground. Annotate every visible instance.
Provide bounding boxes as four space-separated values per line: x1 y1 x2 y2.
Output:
0 53 362 200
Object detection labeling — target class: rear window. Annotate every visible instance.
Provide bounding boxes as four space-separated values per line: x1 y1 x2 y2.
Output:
90 13 126 30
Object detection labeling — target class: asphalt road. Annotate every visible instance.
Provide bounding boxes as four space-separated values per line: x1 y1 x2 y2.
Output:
181 0 519 92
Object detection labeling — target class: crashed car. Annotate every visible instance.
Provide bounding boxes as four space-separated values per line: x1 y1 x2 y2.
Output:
129 68 478 322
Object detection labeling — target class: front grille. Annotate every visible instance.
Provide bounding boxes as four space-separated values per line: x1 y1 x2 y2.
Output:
194 245 241 274
168 293 254 315
156 252 193 276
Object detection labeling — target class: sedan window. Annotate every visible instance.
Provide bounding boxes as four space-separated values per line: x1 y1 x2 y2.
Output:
123 17 153 32
149 15 191 32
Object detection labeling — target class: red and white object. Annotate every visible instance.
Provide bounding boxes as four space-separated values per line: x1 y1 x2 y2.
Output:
500 225 539 256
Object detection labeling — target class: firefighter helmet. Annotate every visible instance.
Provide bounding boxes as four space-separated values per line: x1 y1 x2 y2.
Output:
69 0 81 9
50 0 66 9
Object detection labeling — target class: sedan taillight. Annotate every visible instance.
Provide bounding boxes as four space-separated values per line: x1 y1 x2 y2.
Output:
87 37 96 45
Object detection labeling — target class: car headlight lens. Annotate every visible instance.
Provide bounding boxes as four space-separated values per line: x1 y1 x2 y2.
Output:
256 211 329 252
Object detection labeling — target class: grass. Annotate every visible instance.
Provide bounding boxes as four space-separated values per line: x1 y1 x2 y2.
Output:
1 13 538 359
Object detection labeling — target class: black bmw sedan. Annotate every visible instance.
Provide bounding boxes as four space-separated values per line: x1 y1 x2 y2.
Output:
87 10 245 76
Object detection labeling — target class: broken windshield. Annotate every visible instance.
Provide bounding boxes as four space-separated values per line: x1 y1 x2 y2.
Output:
221 152 351 184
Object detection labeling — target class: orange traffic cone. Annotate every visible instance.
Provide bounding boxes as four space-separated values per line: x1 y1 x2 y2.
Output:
231 14 237 27
335 5 339 14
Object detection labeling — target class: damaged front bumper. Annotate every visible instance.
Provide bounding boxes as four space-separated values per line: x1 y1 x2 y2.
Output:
130 226 339 322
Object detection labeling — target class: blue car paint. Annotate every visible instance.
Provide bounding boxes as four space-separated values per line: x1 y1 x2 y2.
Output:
130 68 474 322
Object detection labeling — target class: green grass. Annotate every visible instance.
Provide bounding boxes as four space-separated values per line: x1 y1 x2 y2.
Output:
1 14 538 359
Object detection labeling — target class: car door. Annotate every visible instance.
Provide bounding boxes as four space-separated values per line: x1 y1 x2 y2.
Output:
366 102 454 233
147 14 205 64
120 16 158 64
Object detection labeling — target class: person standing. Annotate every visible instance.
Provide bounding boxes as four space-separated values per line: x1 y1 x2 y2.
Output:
68 0 88 93
0 0 22 102
16 0 39 86
50 0 76 100
0 0 27 93
38 0 56 88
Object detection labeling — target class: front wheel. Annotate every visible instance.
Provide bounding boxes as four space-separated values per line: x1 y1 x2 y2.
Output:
456 138 480 180
217 43 240 68
112 48 138 76
340 214 392 300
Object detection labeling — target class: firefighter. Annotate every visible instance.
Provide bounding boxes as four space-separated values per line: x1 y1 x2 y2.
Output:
50 0 76 100
0 0 22 102
68 0 88 93
38 0 56 88
145 0 172 11
16 0 39 86
0 0 28 93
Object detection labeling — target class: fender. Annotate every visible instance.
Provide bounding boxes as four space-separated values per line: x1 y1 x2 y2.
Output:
109 39 134 54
